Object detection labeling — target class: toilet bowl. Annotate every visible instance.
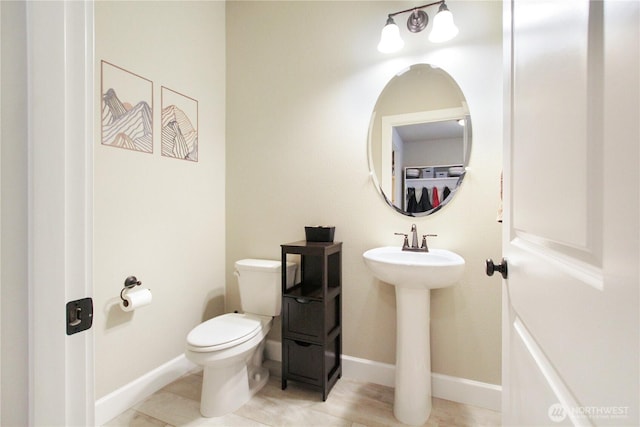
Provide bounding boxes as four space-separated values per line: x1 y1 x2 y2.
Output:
185 312 272 417
185 259 296 417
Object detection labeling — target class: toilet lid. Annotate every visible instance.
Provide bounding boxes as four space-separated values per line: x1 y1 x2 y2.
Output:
187 313 262 351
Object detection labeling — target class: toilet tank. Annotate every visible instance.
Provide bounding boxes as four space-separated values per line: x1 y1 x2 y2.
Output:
235 259 297 316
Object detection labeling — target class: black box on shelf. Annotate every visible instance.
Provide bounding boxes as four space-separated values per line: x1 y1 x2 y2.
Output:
304 226 335 242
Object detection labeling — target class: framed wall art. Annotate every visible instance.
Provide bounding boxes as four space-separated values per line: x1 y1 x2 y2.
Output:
161 86 199 162
101 61 153 153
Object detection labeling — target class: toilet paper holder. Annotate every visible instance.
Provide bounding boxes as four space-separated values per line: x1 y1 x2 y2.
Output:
120 275 142 302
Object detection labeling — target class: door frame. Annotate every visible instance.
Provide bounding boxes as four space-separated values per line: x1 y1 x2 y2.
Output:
28 1 94 424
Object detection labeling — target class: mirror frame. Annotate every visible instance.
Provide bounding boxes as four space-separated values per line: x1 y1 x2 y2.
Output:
367 64 471 217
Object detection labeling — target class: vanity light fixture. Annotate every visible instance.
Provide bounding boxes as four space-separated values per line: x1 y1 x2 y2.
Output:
377 1 459 53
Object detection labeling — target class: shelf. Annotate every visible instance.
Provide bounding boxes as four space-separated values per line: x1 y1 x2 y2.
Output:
404 164 464 179
281 240 342 401
405 176 461 186
283 283 340 300
281 240 342 257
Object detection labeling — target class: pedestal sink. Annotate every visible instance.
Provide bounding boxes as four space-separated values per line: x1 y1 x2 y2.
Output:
362 246 465 426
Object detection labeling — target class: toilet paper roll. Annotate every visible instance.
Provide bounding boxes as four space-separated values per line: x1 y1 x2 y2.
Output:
120 287 152 312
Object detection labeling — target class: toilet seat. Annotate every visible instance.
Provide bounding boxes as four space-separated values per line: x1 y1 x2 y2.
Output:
187 313 262 352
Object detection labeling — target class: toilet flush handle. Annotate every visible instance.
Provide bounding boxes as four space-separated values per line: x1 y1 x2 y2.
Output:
234 270 240 278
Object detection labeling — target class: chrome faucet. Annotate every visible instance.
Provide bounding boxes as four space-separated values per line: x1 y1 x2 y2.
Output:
395 224 437 252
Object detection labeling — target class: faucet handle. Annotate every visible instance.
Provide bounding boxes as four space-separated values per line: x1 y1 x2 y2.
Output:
394 232 410 249
421 234 438 251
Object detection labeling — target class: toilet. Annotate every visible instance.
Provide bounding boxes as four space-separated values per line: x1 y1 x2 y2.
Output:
185 259 297 417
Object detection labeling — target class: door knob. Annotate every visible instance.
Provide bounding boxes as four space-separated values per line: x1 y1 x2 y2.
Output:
486 258 508 279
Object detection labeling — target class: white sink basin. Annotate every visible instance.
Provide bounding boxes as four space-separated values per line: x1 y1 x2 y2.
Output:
362 245 465 425
362 246 465 289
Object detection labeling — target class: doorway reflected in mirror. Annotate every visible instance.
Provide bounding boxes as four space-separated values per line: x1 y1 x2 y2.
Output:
368 64 471 217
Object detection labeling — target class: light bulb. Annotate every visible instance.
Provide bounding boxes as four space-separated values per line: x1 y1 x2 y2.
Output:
428 3 459 43
377 17 404 53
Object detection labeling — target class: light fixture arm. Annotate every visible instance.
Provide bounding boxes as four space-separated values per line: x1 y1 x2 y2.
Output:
386 0 445 20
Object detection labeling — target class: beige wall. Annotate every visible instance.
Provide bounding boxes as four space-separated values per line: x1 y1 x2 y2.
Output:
94 1 226 399
226 1 503 385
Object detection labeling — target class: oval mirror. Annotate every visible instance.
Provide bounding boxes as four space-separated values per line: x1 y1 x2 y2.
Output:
368 64 471 217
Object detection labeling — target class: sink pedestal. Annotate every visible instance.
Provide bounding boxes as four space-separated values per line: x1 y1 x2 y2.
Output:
394 286 432 426
361 246 465 426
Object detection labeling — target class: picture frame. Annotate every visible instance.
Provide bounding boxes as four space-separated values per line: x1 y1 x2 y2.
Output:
100 61 153 154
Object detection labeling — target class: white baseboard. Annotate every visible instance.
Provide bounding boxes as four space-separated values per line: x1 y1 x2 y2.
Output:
94 354 198 426
266 339 501 412
431 372 501 411
95 340 500 425
341 353 396 387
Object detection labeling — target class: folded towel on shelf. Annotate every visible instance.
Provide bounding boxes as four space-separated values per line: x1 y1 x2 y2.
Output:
448 166 465 176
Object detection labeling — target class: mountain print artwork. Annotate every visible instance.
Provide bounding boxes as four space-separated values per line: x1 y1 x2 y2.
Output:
161 86 198 162
101 61 153 153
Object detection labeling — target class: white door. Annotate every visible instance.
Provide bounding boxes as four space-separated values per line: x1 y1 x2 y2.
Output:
28 2 94 425
501 1 639 426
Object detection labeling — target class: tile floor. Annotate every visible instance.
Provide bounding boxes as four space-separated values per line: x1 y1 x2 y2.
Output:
103 370 501 427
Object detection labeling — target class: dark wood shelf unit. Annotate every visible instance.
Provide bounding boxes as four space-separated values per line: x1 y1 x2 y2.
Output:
283 283 341 301
281 240 342 401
